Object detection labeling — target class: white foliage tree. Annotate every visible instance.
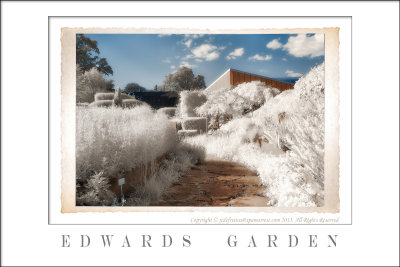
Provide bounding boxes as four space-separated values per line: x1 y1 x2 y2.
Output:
159 67 206 91
76 65 107 103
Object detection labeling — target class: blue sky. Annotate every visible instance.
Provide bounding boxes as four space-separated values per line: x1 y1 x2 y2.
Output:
86 33 325 90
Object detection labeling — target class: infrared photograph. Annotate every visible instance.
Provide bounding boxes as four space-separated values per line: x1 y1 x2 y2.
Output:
73 32 328 208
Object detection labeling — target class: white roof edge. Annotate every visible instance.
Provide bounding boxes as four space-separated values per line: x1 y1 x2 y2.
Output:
206 68 231 90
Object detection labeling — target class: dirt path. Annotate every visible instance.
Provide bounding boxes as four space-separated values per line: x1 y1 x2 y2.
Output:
155 158 269 207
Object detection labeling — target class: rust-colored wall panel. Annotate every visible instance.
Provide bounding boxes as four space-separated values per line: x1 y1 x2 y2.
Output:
245 73 251 83
265 78 273 87
240 72 244 83
229 69 294 91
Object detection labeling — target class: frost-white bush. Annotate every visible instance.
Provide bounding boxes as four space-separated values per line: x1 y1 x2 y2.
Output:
178 129 198 138
95 92 135 102
234 81 275 106
76 105 178 181
95 92 114 101
196 81 279 128
196 87 233 118
184 63 325 207
253 63 325 188
177 90 207 117
219 116 264 144
181 117 207 134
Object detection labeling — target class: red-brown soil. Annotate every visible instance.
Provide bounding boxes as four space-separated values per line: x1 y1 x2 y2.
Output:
154 158 269 207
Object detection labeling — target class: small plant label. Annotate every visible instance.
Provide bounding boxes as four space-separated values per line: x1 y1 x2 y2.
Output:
118 178 125 186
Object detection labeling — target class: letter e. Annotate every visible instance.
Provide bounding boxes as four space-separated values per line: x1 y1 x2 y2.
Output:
62 235 70 247
309 235 317 247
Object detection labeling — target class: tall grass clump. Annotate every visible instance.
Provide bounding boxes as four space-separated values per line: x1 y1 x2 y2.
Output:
126 143 205 205
76 105 178 181
76 172 118 206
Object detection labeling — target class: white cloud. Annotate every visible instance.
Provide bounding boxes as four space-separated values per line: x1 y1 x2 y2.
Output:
283 34 324 58
180 35 206 48
285 70 303 77
180 61 198 69
195 58 203 63
226 48 245 60
184 39 193 48
162 58 171 64
266 39 283 49
282 57 287 61
248 54 272 61
190 44 221 61
170 65 176 69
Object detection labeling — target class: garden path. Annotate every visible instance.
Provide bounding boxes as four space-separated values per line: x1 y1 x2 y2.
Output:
155 158 269 206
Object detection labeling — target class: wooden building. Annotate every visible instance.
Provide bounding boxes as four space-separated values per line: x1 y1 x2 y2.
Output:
206 68 294 91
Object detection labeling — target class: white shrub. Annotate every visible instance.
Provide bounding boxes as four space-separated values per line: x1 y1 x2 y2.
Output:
196 81 280 129
177 90 207 117
184 63 325 207
95 92 114 101
254 63 325 184
219 116 264 144
178 129 198 138
181 117 207 134
94 92 135 102
76 105 178 181
234 81 272 106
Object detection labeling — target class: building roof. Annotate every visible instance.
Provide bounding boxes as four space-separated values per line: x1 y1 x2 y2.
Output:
205 68 296 92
